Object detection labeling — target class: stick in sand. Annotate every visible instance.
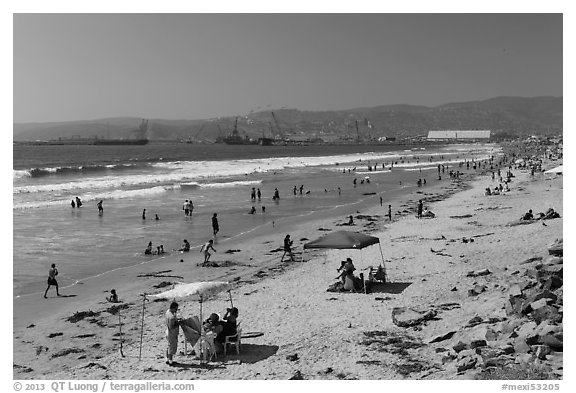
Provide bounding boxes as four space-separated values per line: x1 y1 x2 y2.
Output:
118 307 125 357
139 294 149 361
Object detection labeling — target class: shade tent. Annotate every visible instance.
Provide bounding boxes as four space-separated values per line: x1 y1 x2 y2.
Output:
303 230 388 283
303 230 380 249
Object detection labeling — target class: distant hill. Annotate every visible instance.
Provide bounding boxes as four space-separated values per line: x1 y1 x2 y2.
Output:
13 96 562 142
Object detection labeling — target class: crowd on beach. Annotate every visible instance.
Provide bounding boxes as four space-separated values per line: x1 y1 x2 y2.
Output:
21 138 565 379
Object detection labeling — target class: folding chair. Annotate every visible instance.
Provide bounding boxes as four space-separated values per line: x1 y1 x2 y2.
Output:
223 327 242 356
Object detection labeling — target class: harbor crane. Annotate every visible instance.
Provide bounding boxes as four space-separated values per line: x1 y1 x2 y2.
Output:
271 111 284 140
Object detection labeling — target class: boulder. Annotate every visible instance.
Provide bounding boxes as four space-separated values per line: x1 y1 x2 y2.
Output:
483 355 514 368
512 337 531 354
470 340 487 349
508 284 522 297
520 256 543 265
505 295 524 316
531 305 562 325
452 341 468 353
541 334 563 351
467 269 491 277
391 307 438 327
485 328 499 342
530 298 553 311
456 356 478 372
496 343 515 355
544 256 563 266
429 331 457 344
541 276 563 291
466 316 483 327
548 239 563 257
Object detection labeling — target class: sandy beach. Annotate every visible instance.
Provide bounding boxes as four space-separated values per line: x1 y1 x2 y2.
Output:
13 145 563 380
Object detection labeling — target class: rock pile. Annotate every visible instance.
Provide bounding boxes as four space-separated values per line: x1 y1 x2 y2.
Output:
431 239 563 378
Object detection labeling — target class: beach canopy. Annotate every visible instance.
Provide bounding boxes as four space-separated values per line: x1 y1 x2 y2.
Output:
303 230 380 250
544 165 563 174
148 281 230 300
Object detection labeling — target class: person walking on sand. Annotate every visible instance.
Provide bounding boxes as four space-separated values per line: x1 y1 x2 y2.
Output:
281 234 295 262
71 199 76 208
388 204 392 221
97 200 104 214
380 196 383 206
44 263 60 298
200 239 217 264
251 188 256 201
142 209 146 220
417 199 423 219
212 213 219 236
257 188 261 200
165 302 181 365
183 200 189 216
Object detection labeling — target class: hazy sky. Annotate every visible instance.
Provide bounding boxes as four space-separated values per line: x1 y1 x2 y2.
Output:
13 13 562 123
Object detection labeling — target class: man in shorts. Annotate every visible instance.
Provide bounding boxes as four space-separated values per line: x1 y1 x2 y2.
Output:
44 263 61 298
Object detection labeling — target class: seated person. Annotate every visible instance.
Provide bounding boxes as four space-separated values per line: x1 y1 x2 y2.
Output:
485 187 492 196
422 208 435 218
145 241 153 255
335 258 356 284
179 239 191 252
203 313 224 335
521 209 534 220
107 289 119 303
216 307 239 344
203 313 224 353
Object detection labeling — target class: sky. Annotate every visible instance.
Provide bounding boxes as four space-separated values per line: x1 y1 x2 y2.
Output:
13 13 563 123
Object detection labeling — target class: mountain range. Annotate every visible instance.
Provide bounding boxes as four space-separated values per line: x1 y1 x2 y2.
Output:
13 96 562 142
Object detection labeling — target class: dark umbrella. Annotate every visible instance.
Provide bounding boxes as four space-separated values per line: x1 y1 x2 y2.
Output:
303 230 380 249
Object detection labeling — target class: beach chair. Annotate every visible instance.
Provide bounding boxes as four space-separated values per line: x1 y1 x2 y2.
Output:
223 326 242 356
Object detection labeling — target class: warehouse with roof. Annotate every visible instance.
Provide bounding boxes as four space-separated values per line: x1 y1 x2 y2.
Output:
427 130 491 141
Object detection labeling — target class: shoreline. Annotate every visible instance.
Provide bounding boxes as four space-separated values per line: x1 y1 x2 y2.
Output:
13 147 563 380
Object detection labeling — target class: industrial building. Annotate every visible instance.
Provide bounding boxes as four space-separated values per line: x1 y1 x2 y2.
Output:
427 130 491 141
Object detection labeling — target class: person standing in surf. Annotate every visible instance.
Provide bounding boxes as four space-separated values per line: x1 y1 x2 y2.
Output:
43 263 60 298
97 200 104 214
212 213 219 236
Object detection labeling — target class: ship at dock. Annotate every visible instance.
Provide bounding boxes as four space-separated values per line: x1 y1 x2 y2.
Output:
218 118 274 146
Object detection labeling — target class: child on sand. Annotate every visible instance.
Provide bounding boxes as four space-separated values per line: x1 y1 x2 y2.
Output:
200 239 216 264
107 289 119 303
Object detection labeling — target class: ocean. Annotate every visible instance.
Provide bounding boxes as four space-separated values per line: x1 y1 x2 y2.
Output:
13 142 499 297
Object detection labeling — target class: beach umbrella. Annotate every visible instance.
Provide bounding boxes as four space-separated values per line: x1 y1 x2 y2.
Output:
148 281 231 325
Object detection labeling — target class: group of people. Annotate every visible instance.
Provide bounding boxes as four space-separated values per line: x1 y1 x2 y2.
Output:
165 301 239 365
182 200 194 216
334 257 363 291
250 187 262 201
70 196 103 213
521 208 561 221
145 241 166 255
70 196 83 208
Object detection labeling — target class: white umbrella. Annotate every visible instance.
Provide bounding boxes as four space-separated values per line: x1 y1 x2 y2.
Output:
149 281 231 322
544 165 563 175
